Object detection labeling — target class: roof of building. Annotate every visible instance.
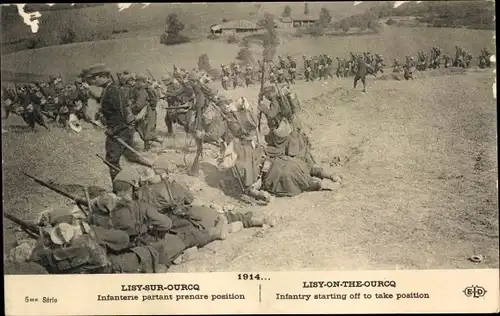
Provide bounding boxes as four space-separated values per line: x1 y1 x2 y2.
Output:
211 20 262 31
280 17 293 23
290 14 320 22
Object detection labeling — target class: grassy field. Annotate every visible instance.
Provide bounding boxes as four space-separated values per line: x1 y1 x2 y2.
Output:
2 21 498 272
1 25 495 81
1 2 375 54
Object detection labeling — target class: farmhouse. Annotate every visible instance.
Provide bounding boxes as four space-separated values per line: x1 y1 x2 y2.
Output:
210 20 263 35
290 14 320 28
278 17 294 29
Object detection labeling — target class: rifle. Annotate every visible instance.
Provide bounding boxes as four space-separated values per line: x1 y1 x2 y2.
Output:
23 172 89 207
147 69 155 81
4 212 40 238
257 59 266 132
96 154 121 173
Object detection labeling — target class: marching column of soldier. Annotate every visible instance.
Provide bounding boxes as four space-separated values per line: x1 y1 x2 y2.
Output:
3 44 494 274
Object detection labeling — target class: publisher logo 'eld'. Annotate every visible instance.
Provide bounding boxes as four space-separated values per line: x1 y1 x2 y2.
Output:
463 285 487 298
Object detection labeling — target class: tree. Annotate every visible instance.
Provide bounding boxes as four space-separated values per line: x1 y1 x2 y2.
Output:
340 19 350 33
198 53 211 72
304 3 309 15
161 13 190 46
60 28 77 44
259 13 279 62
166 13 185 38
319 7 332 27
282 5 292 17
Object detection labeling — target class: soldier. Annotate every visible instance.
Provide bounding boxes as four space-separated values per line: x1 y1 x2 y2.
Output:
73 77 92 123
303 56 311 82
23 83 50 131
84 64 153 181
403 56 416 80
220 65 231 91
443 54 452 68
90 191 173 246
244 65 254 87
129 73 160 152
1 86 19 120
257 84 301 134
163 74 193 135
392 59 402 73
287 55 297 84
276 63 285 84
374 54 385 74
353 55 374 93
268 64 277 84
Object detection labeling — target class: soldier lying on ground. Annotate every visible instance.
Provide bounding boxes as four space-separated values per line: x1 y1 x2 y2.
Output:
113 165 277 231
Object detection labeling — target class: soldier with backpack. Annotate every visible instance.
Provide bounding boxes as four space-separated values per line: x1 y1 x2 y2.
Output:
130 73 161 151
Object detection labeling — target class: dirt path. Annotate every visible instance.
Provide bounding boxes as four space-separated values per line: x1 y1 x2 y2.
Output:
3 70 498 272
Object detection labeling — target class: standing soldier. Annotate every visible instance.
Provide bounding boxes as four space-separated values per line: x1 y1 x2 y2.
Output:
392 59 402 73
353 55 374 93
74 77 92 123
336 57 345 78
403 56 416 80
25 83 50 131
276 63 285 84
232 63 243 89
244 65 254 87
84 64 153 181
287 55 297 84
129 74 160 152
220 65 230 91
303 56 311 82
268 64 277 84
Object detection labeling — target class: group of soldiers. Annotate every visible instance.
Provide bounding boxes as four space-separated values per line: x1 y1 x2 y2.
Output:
7 61 344 274
4 42 494 274
1 76 93 132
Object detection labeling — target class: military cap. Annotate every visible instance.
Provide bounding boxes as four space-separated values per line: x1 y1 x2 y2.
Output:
122 70 130 75
263 85 276 95
187 71 198 81
84 64 111 78
161 75 171 82
135 73 147 82
122 73 134 82
74 77 83 84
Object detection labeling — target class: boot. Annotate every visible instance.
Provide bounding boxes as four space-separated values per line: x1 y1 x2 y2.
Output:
208 215 229 241
250 215 277 228
228 221 244 233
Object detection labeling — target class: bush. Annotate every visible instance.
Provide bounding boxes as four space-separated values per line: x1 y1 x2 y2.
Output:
386 18 397 25
226 35 239 44
26 37 44 49
83 32 111 42
198 53 211 72
236 47 254 66
59 28 76 44
207 33 218 40
111 29 129 35
307 26 325 37
207 67 221 79
160 33 191 46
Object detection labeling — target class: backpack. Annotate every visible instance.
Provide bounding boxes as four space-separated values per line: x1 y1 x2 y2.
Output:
145 88 158 108
32 233 110 274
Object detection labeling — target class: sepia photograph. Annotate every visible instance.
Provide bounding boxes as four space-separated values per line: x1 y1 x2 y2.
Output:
1 1 497 281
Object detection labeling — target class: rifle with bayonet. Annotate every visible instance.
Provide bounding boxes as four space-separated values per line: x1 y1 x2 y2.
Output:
257 59 266 132
96 154 122 173
23 172 89 207
4 212 40 238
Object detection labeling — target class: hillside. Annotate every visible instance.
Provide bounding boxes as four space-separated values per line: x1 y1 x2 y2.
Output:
3 69 498 272
1 25 494 81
